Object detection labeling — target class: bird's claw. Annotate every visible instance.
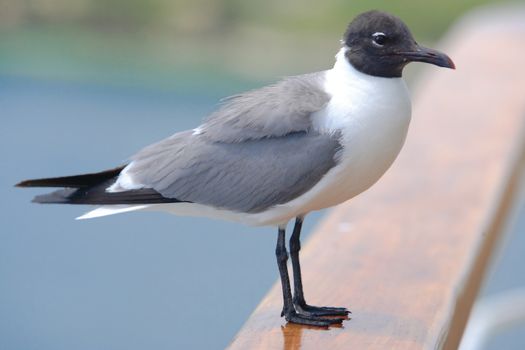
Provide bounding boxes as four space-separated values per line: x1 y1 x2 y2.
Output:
294 301 350 317
283 310 343 327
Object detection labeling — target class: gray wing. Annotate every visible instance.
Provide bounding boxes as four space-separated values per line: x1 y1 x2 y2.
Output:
126 131 342 213
199 72 330 142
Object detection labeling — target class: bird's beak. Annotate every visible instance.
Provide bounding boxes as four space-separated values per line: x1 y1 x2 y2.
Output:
399 45 455 69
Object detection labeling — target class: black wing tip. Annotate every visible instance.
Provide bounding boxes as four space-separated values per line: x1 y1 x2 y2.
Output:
16 179 41 188
15 166 127 189
27 186 182 205
15 178 67 188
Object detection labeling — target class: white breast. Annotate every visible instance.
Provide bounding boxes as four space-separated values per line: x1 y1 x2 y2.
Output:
315 47 411 202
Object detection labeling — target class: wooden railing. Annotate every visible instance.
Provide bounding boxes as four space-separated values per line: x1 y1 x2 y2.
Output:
228 5 525 350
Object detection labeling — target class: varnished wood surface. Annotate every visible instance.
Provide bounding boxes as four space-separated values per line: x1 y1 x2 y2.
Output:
228 6 525 350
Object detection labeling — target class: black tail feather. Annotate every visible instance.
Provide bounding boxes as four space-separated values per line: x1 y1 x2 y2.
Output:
31 185 181 205
16 166 126 188
18 165 182 205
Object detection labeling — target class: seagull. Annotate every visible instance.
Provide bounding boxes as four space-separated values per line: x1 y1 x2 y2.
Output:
17 10 455 327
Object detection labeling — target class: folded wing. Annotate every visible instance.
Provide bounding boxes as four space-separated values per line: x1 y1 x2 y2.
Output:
120 130 342 213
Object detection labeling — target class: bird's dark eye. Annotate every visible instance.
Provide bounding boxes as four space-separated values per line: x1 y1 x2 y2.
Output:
372 32 387 47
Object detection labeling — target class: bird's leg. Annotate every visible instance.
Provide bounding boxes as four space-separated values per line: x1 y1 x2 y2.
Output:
289 217 350 317
275 226 342 326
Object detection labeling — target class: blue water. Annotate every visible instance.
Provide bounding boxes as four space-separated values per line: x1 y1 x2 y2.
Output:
0 76 324 350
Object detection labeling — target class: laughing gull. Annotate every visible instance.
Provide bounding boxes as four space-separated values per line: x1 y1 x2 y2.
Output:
17 10 455 327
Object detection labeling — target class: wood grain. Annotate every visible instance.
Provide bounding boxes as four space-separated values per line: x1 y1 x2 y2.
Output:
228 6 525 350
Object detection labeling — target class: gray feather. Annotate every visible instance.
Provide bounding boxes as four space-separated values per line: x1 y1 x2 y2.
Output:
200 72 330 142
128 131 342 213
124 71 339 213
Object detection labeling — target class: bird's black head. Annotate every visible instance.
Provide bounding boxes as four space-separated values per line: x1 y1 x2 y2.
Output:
343 10 455 78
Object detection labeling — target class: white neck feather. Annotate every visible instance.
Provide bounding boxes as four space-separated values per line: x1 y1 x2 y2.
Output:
311 47 411 134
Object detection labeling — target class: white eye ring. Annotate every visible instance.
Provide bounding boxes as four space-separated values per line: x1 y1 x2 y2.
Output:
372 32 387 47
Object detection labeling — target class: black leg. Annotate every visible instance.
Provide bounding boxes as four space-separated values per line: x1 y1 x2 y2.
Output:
275 226 342 327
289 217 350 317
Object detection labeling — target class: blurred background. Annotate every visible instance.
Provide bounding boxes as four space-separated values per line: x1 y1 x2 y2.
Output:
0 0 504 89
1 0 523 349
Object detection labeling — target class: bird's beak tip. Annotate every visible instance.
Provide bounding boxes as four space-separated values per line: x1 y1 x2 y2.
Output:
447 57 456 70
436 53 456 70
